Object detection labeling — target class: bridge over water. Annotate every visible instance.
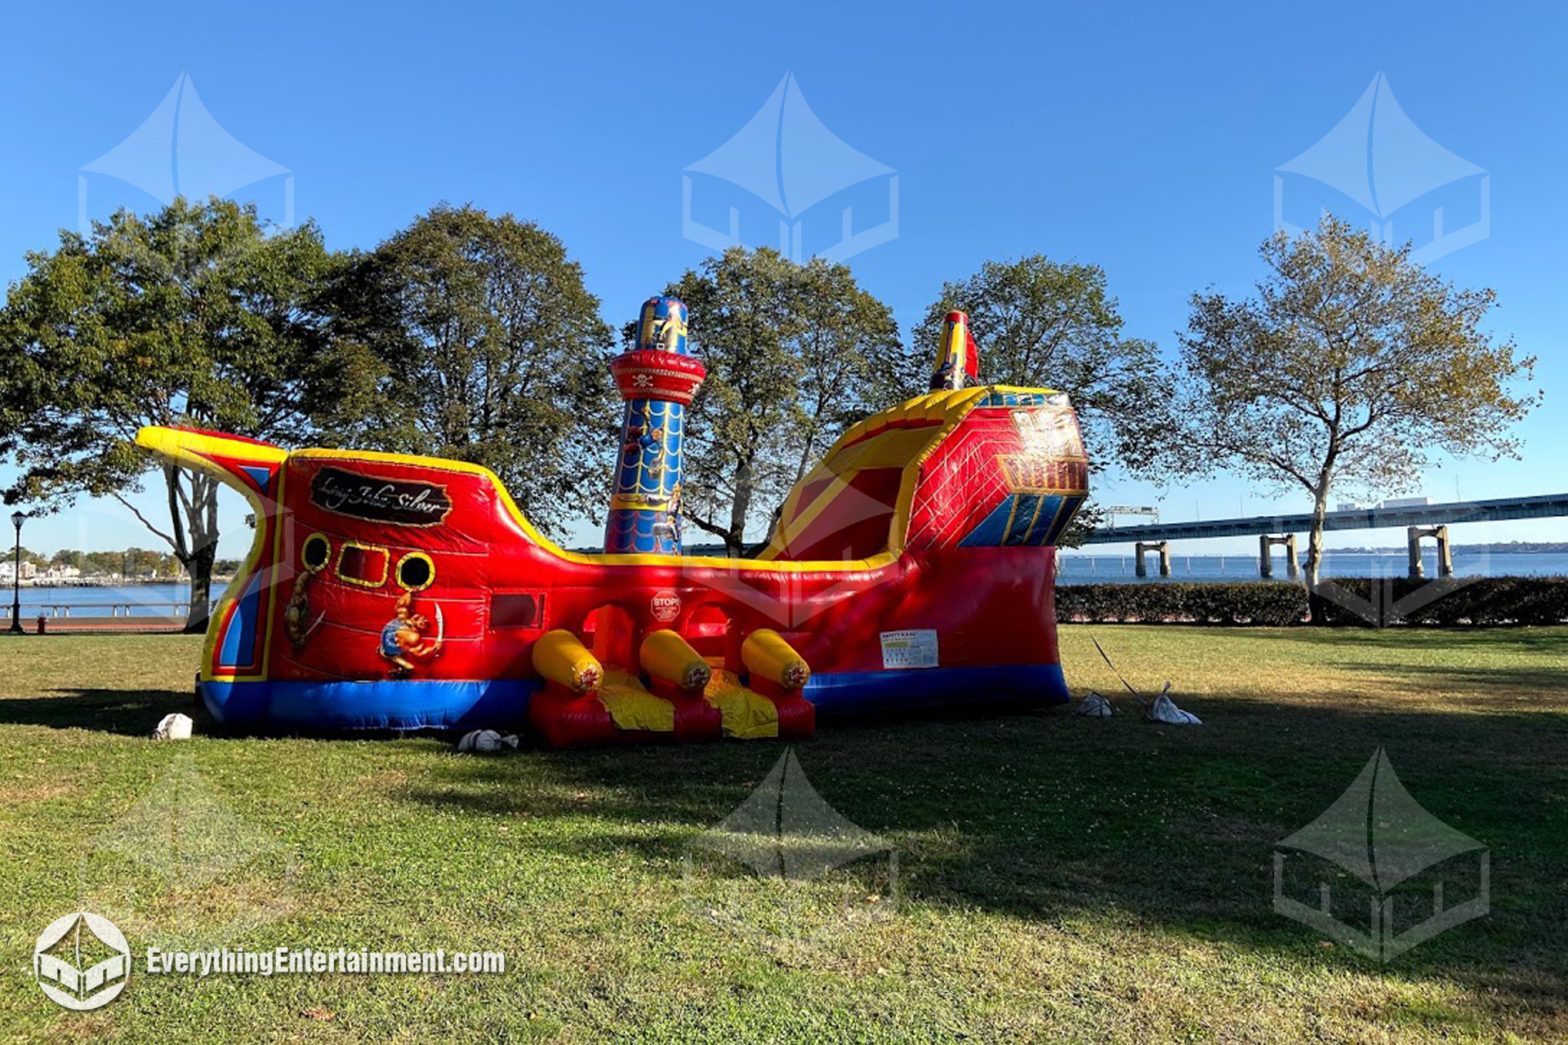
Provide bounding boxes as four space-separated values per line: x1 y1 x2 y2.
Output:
1081 493 1568 578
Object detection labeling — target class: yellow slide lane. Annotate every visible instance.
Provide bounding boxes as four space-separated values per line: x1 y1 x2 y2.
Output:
703 668 779 739
597 669 675 732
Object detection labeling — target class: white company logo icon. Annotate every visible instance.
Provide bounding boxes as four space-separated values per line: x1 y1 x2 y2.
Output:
33 912 131 1011
683 748 898 955
1273 747 1489 961
79 72 293 233
1275 72 1488 264
684 72 897 263
691 747 893 882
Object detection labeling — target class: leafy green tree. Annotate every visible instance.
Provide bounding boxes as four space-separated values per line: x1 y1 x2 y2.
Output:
50 549 86 570
13 547 48 568
660 248 902 556
323 205 615 538
0 198 346 631
83 551 127 578
1172 216 1538 587
907 256 1165 470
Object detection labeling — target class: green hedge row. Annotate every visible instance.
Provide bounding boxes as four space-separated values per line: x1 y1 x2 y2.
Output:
1308 576 1568 627
1056 577 1568 626
1055 582 1308 625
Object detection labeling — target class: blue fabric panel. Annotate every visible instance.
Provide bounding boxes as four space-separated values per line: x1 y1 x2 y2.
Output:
1003 494 1042 546
240 465 273 495
1042 495 1085 545
1022 495 1065 545
201 678 538 731
958 497 1018 547
216 573 262 669
980 392 1053 407
802 663 1069 717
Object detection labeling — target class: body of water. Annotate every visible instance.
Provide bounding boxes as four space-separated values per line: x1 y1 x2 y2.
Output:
4 583 202 618
1057 550 1568 584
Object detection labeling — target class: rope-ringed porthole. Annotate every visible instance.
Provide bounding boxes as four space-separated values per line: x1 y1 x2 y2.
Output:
301 533 332 573
395 551 435 592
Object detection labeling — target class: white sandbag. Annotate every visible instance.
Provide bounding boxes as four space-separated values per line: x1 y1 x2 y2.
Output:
153 713 194 740
456 729 520 753
1146 685 1201 726
1075 692 1113 718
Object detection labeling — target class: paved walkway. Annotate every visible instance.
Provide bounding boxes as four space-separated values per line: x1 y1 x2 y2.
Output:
4 616 185 634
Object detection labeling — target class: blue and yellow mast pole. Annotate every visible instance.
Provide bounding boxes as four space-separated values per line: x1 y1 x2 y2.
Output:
603 297 707 554
930 310 980 390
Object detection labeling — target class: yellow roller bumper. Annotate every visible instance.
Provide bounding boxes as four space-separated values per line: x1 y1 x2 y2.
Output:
532 630 603 693
741 629 811 689
639 629 713 691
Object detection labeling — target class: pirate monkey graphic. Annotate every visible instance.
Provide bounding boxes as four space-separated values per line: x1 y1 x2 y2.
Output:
379 591 444 679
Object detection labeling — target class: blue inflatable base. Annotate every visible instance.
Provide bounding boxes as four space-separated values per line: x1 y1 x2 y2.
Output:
200 663 1069 733
803 663 1069 717
201 678 539 732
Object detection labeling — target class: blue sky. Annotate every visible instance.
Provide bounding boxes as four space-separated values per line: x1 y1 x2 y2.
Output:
1 0 1562 559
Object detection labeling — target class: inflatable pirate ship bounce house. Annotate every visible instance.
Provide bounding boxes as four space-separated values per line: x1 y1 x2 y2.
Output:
138 297 1089 747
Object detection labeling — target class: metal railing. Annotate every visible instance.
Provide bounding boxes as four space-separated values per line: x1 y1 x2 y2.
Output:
1 599 218 620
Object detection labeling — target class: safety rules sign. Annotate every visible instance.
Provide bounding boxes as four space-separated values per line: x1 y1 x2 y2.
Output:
880 629 939 669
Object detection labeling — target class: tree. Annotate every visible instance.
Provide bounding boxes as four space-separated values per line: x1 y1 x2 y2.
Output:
1172 215 1538 587
14 547 48 568
323 205 615 538
907 256 1166 472
50 549 86 570
660 248 902 556
0 198 346 631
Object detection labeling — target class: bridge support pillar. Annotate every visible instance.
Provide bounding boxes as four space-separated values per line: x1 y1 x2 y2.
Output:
1407 525 1452 579
1135 541 1171 578
1259 534 1299 579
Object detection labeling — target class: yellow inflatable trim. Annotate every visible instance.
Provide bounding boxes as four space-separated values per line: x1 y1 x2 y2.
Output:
532 630 603 694
703 669 779 739
639 630 712 691
741 629 811 689
597 670 675 732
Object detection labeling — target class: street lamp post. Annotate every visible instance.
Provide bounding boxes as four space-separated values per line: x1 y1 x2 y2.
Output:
8 511 25 635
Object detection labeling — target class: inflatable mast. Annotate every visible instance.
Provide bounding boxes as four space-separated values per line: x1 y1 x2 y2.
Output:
930 310 980 390
603 297 707 554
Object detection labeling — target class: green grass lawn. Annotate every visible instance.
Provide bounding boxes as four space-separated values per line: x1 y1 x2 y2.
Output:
1 626 1565 1043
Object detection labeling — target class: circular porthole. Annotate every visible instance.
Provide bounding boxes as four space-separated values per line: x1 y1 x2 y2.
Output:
395 551 435 592
300 533 331 573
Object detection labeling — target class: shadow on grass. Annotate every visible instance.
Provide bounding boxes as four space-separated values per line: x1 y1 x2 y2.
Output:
1327 660 1568 703
0 687 200 736
1218 625 1568 655
400 697 1568 1017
